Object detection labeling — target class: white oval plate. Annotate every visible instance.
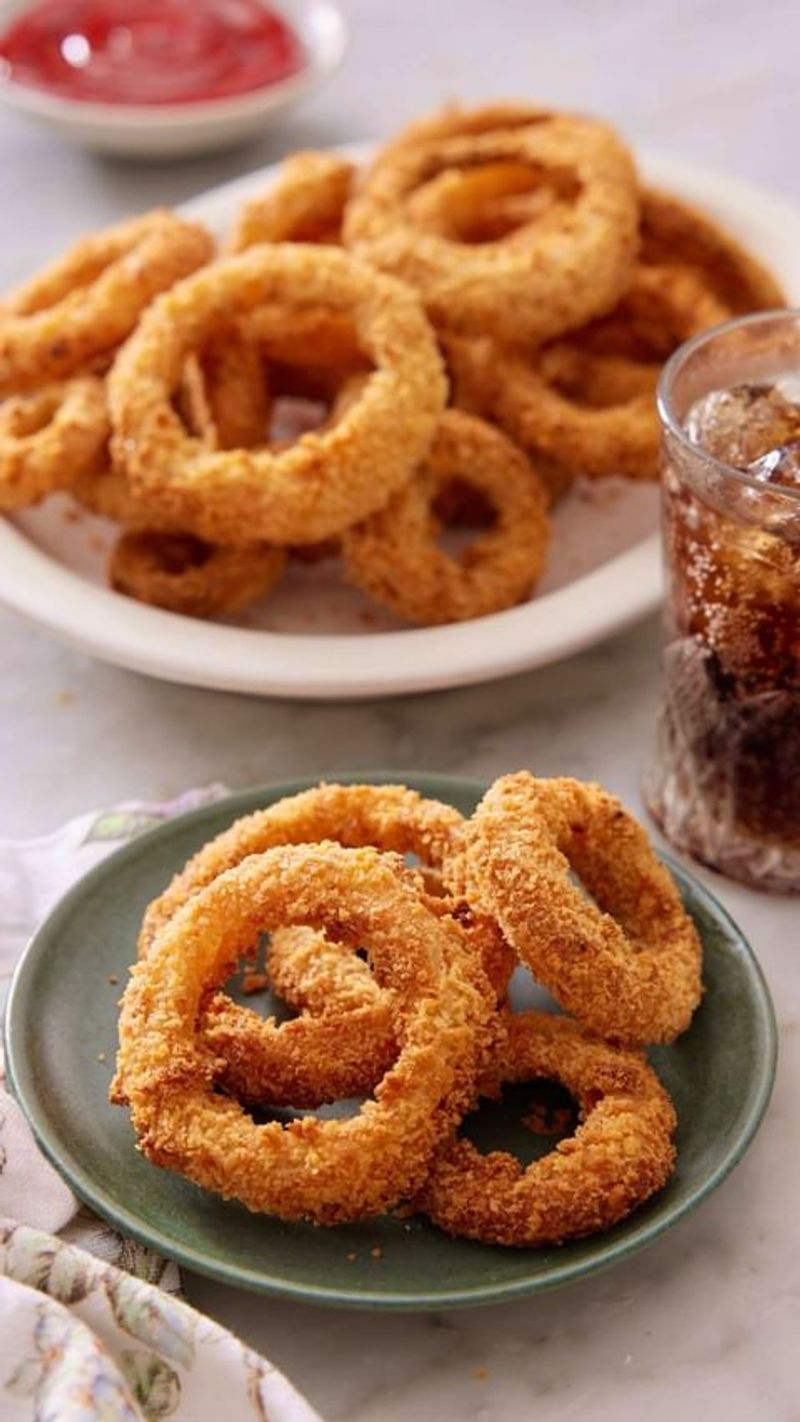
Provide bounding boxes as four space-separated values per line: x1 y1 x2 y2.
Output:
2 149 800 700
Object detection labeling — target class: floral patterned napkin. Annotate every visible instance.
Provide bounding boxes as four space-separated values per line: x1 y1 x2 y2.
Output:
0 791 322 1422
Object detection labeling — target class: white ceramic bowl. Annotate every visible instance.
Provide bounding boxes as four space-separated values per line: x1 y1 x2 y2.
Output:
0 0 348 157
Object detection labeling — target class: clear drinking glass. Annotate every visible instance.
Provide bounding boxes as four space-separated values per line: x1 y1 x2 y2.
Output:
645 310 800 893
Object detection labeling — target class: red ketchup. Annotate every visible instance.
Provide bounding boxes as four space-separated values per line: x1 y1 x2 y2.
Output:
0 0 305 105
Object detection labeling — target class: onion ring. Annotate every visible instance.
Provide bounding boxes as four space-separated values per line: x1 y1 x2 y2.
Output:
446 185 782 486
74 327 271 533
0 375 108 509
367 101 582 173
200 859 508 1110
416 1009 677 1246
0 210 213 395
342 409 550 625
109 530 286 618
417 175 569 244
262 867 515 1081
228 151 355 252
405 159 569 241
107 245 447 547
344 110 639 344
443 335 575 507
139 781 467 954
638 188 785 316
578 256 731 363
461 772 703 1044
449 264 731 485
113 842 492 1223
490 341 660 483
124 783 509 1109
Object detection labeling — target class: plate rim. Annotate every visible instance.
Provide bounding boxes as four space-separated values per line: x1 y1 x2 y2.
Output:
8 144 800 698
3 771 779 1311
0 526 662 699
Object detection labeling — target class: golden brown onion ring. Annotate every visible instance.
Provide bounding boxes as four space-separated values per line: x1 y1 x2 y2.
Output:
342 409 550 624
416 1010 677 1247
139 781 467 956
108 245 447 547
125 782 508 1109
0 375 108 509
113 842 492 1223
461 772 703 1045
74 327 271 534
490 342 659 482
109 530 286 618
577 259 730 365
243 304 366 376
0 210 213 395
203 963 399 1110
344 110 639 345
443 333 580 508
260 898 514 1098
71 461 179 532
449 265 730 484
446 184 782 485
638 188 785 316
269 912 516 1007
268 925 392 1017
227 151 356 252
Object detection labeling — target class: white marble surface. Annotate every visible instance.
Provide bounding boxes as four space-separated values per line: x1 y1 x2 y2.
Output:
2 1 800 1417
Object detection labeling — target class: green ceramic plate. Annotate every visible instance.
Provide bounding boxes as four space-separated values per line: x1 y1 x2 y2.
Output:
4 773 777 1311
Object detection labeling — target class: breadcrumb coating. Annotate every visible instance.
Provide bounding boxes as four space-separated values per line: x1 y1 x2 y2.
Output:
345 109 639 346
114 843 493 1223
0 376 108 509
416 1009 677 1247
342 409 550 624
107 244 447 546
460 772 703 1044
131 783 508 1108
228 151 355 252
0 210 213 394
109 531 286 617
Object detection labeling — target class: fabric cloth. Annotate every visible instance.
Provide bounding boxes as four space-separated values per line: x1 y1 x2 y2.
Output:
0 1223 321 1421
0 791 322 1422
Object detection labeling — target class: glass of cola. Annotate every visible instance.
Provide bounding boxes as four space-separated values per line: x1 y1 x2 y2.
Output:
645 309 800 892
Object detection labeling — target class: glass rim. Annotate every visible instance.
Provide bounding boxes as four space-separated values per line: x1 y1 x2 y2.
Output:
656 307 800 508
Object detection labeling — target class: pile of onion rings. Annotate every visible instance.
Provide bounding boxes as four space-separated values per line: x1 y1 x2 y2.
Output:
112 773 700 1245
0 101 783 624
